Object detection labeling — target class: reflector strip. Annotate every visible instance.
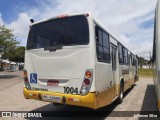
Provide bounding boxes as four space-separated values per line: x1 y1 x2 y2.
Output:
68 98 73 101
73 98 79 102
68 98 79 102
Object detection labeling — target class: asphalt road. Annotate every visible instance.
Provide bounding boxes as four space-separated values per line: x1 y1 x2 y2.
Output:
0 71 159 120
0 71 23 91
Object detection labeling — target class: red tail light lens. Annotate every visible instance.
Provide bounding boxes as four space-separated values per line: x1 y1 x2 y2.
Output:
24 70 27 77
81 69 93 95
24 77 28 82
84 79 90 85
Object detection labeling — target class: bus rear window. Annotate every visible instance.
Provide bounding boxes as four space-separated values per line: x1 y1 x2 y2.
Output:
27 15 89 50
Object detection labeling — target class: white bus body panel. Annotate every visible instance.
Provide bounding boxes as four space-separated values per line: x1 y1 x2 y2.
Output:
95 63 113 92
25 47 91 93
154 0 160 102
25 15 96 94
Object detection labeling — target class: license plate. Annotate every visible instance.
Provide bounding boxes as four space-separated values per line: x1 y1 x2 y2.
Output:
42 95 61 103
47 80 59 86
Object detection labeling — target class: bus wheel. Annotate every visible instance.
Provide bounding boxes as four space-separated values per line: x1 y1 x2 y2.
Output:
118 83 124 104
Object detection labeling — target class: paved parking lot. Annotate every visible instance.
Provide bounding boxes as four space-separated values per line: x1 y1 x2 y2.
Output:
0 71 23 90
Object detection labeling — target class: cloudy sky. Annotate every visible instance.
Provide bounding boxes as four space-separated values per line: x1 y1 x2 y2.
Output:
0 0 157 59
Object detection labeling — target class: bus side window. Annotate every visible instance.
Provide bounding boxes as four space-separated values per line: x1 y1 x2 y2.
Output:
102 32 110 62
118 43 124 64
97 45 103 61
96 27 103 61
123 48 128 65
95 26 110 63
132 55 135 66
95 26 103 45
98 30 103 45
95 26 99 43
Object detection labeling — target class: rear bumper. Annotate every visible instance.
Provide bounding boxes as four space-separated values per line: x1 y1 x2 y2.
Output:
23 87 97 109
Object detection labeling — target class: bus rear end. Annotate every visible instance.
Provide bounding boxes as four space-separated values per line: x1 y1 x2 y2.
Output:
23 14 97 109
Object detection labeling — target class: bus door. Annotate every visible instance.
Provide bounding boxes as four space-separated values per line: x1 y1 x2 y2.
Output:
111 45 117 100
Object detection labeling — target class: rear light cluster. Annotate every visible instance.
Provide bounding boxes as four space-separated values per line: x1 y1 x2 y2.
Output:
80 70 93 96
24 70 31 90
57 14 68 18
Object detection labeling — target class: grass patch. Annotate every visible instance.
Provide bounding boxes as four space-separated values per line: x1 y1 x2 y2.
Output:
138 68 153 77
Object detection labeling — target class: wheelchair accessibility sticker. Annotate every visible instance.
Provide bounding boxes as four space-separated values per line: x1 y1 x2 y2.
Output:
30 73 37 83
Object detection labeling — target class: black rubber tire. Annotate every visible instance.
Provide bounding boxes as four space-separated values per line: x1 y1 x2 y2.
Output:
118 84 124 104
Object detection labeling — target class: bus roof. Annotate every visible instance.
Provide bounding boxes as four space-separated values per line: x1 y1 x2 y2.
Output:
30 13 89 26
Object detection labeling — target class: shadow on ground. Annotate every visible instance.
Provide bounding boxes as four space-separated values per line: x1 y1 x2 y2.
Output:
25 101 119 120
24 85 135 120
139 84 159 120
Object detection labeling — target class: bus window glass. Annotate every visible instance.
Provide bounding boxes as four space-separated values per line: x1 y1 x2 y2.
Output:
97 45 103 61
98 30 103 45
118 44 124 64
128 54 130 65
123 48 128 65
104 47 110 62
102 32 109 48
27 15 89 50
96 26 110 63
37 36 50 48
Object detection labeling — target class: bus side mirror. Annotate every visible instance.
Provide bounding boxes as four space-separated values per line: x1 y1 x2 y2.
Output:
30 19 34 23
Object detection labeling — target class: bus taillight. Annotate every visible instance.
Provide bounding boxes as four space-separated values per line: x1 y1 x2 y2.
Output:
84 79 90 85
85 71 92 78
23 70 31 90
24 70 28 77
80 86 88 95
80 69 93 95
24 77 28 82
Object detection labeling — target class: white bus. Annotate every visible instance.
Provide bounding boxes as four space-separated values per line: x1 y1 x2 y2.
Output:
23 13 138 109
153 0 160 111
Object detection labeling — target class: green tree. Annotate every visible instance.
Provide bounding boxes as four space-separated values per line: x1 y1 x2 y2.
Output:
0 25 20 60
137 56 145 68
10 46 25 62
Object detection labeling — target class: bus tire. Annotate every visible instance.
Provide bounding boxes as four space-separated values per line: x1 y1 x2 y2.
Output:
118 83 124 104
